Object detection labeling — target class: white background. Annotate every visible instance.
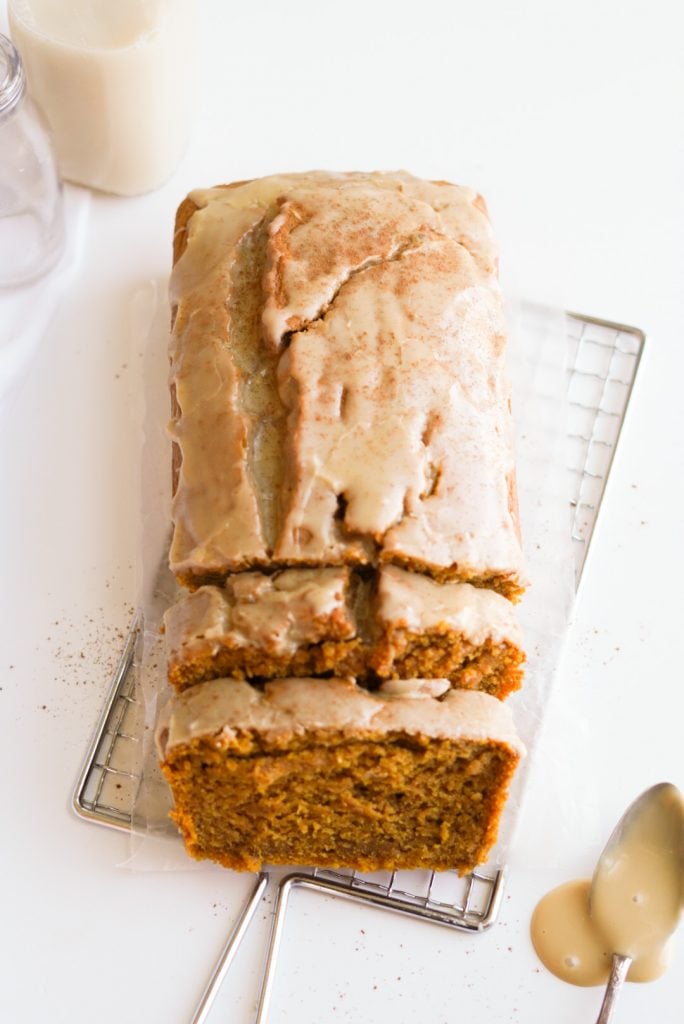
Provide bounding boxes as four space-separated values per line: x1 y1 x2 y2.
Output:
1 1 683 1022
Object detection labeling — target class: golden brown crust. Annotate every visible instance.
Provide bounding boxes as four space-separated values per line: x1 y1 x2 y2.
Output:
173 551 373 593
172 195 199 266
173 181 256 265
176 559 525 602
170 199 198 495
379 553 525 603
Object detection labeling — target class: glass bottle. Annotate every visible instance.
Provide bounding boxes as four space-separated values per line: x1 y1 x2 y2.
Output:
0 33 64 288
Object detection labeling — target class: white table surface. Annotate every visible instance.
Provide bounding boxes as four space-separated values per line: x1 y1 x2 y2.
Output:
1 2 683 1022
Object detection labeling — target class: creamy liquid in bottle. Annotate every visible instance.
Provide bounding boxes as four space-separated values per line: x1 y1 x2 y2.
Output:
9 0 193 196
531 783 683 987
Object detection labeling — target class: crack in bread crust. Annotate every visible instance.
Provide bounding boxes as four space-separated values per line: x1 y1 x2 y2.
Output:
229 216 288 553
277 232 435 341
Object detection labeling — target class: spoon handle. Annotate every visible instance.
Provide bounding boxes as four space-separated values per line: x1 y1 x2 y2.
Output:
595 953 632 1024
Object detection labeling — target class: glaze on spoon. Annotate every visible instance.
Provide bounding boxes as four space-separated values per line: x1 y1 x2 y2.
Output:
530 782 683 992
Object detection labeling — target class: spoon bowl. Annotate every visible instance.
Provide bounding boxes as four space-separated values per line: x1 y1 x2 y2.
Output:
589 781 684 1023
590 781 684 959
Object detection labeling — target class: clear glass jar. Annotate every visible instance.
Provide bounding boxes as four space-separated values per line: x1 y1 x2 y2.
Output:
0 33 64 288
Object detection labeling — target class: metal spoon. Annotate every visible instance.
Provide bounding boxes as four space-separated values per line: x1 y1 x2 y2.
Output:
590 782 684 1024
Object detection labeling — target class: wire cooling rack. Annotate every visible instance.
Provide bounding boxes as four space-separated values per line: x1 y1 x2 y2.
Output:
72 311 644 1020
73 624 141 830
566 313 644 586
